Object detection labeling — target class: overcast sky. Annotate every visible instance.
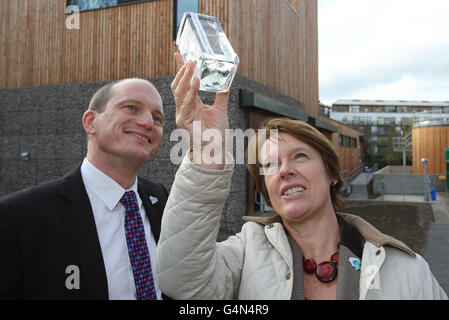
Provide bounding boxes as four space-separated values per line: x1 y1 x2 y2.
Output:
318 0 449 105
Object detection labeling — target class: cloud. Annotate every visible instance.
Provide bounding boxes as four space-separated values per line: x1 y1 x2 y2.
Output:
318 0 449 104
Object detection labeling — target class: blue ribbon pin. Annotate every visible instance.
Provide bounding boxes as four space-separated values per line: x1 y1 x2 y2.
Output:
349 257 361 271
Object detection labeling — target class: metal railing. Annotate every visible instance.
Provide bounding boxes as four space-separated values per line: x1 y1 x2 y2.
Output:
340 164 365 195
392 131 412 152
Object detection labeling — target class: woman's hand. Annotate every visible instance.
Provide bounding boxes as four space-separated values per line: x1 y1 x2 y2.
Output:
171 52 230 169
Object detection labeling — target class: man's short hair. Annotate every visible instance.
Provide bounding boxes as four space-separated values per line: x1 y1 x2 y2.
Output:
88 78 155 113
88 80 123 112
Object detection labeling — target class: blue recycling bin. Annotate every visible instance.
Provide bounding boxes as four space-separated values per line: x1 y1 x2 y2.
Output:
430 188 437 201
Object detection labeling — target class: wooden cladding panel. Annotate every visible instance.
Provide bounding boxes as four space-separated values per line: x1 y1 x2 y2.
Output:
335 131 362 177
228 0 318 117
413 126 449 174
0 0 177 88
338 147 360 177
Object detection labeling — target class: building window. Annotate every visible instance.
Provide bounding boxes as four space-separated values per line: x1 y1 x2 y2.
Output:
387 117 396 125
377 127 387 136
385 106 396 112
66 0 152 12
173 0 199 40
358 116 372 125
338 134 357 148
349 105 359 112
401 117 412 125
353 116 372 125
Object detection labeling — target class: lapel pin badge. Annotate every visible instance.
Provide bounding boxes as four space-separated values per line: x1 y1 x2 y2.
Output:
149 196 159 205
349 257 361 271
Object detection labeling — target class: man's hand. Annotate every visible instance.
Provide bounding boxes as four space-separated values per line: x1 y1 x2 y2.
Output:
171 53 230 169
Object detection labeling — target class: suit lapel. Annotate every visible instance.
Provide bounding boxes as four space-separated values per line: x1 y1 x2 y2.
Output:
138 181 163 244
59 165 108 299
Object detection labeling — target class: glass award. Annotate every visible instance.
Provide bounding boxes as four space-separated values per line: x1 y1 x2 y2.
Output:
176 12 240 93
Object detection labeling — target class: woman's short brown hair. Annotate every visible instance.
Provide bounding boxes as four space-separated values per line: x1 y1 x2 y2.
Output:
246 118 345 212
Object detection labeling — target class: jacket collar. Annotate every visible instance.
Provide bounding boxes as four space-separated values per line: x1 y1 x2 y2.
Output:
243 212 416 258
80 158 140 211
338 213 415 257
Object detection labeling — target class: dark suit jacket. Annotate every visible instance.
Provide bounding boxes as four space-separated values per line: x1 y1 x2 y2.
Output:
0 165 168 300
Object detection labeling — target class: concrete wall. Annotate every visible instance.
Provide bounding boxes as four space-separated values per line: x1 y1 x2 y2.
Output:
373 168 447 195
376 165 413 174
0 74 302 234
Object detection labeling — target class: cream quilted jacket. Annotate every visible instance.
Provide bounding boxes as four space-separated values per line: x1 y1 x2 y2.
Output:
157 153 447 300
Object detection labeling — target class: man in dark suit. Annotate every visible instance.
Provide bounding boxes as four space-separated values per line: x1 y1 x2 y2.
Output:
0 78 168 299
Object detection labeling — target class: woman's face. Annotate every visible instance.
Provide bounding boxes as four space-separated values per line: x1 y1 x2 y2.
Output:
260 133 335 224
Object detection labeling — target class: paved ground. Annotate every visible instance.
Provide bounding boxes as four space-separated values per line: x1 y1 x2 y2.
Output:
423 223 449 296
353 192 449 296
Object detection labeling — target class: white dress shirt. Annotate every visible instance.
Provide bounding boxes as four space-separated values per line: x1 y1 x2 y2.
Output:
80 158 161 300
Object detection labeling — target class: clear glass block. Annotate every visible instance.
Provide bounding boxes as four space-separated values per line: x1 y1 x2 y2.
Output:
176 12 240 93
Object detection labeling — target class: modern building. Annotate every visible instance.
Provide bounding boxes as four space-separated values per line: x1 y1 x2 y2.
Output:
0 0 362 234
330 99 449 166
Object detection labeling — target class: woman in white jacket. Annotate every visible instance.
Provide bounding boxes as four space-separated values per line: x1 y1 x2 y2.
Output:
157 54 447 300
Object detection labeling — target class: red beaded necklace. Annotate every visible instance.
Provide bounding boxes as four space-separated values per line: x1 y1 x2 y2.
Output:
303 251 339 283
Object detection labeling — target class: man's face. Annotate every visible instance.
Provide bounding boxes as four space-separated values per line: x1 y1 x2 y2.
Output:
89 79 164 167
